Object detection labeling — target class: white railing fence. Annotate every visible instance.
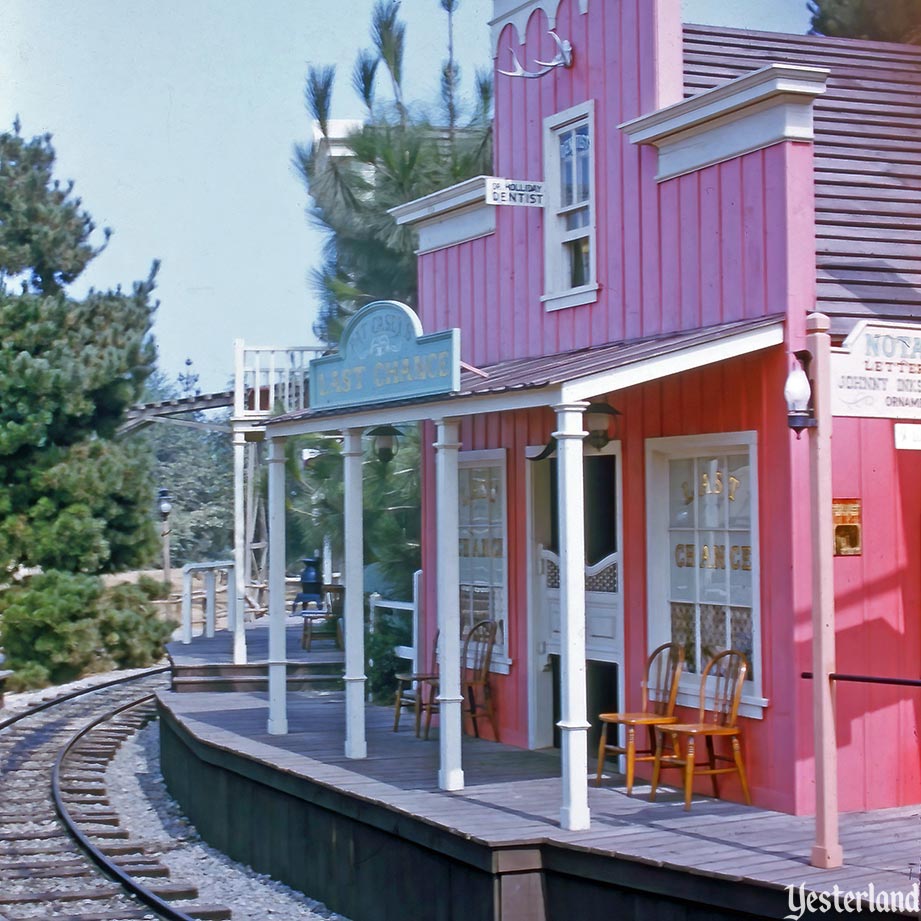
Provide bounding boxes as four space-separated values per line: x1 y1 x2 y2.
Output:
233 341 326 420
368 570 422 671
180 561 235 644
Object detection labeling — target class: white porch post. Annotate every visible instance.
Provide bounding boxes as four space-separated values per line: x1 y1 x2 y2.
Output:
266 436 288 735
554 402 591 831
232 431 248 664
343 427 367 759
435 418 464 791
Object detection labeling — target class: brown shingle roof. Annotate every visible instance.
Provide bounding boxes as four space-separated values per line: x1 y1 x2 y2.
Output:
683 24 921 334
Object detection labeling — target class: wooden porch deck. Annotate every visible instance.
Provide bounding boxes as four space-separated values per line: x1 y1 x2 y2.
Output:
158 672 921 919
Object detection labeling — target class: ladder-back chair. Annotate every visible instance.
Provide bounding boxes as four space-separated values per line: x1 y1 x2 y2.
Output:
424 620 500 741
393 629 439 736
595 642 684 794
649 649 752 811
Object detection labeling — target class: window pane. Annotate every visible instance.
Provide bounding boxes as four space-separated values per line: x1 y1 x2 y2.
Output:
698 456 726 529
565 207 590 231
730 607 754 681
698 532 728 604
700 604 727 666
727 454 751 528
559 130 574 207
728 540 753 606
671 602 697 674
565 236 590 288
575 124 591 202
670 534 696 602
669 459 695 527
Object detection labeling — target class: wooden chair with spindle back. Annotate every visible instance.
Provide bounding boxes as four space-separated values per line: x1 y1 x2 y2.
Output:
595 642 684 794
392 629 439 737
649 648 752 811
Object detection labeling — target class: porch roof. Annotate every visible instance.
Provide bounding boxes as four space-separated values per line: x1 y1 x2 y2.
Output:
263 314 784 436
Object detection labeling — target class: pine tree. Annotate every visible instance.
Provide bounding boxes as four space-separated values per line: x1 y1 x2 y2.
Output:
809 0 921 44
0 123 159 574
294 0 492 347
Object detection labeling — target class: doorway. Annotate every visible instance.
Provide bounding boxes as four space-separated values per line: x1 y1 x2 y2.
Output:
527 442 624 750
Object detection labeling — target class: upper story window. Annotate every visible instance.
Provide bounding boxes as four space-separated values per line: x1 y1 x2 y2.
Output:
543 101 598 312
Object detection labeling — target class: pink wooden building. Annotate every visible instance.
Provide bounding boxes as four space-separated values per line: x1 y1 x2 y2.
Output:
261 0 921 845
390 0 921 818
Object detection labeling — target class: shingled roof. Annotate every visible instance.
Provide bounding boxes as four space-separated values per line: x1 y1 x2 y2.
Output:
684 24 921 335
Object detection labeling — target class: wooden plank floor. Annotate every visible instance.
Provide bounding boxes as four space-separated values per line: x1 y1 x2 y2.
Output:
161 683 921 902
166 619 344 668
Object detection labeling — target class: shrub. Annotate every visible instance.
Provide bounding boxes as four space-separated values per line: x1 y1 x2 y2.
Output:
365 612 412 705
0 570 176 689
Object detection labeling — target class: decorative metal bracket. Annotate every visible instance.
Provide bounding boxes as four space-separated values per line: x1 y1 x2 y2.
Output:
498 30 573 79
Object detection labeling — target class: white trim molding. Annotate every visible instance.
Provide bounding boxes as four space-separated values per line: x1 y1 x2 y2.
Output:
490 0 587 53
389 176 495 254
620 63 829 182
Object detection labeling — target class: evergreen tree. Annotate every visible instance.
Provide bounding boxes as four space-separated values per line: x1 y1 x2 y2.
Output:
809 0 921 43
142 369 233 567
0 123 159 574
295 0 492 347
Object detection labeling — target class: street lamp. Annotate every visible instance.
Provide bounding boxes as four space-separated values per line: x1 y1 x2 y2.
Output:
785 313 843 870
367 425 402 464
158 487 173 589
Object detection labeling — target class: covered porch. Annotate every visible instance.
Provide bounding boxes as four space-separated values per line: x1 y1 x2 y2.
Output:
158 687 921 921
250 302 785 832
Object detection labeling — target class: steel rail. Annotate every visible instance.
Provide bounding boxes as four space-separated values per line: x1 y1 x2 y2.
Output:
51 679 199 921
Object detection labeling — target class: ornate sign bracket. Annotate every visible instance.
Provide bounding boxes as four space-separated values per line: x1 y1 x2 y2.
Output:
498 30 573 79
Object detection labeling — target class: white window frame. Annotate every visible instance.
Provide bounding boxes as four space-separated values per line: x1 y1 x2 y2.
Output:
458 448 511 674
645 432 768 718
542 100 599 312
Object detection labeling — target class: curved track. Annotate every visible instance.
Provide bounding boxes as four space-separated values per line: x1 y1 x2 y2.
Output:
0 668 229 921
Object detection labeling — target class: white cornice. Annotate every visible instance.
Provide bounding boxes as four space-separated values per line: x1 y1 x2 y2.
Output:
389 176 490 226
620 63 829 181
490 0 587 53
389 176 495 254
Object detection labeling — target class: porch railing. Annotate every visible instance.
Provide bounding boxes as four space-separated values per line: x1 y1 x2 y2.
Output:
233 340 326 421
180 561 235 644
369 571 422 671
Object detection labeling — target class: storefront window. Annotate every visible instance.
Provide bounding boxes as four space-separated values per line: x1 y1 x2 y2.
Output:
458 450 508 662
647 433 764 711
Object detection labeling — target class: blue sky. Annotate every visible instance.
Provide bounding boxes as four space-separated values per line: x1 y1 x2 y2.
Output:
1 1 811 393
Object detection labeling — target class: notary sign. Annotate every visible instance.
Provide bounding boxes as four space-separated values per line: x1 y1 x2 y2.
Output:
485 177 545 207
831 320 921 420
309 300 460 411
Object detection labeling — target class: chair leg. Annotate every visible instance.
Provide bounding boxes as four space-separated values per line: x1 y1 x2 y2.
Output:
732 736 752 805
423 683 436 741
649 730 664 801
467 686 480 738
683 737 696 811
392 682 403 732
625 726 637 796
595 724 608 785
705 736 719 798
414 686 423 738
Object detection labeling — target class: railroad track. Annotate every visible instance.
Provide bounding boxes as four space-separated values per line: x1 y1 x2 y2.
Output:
0 668 231 921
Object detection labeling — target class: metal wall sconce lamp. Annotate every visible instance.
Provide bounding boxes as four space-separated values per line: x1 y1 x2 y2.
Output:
784 351 817 439
528 402 622 461
498 30 573 79
367 425 402 464
584 402 622 450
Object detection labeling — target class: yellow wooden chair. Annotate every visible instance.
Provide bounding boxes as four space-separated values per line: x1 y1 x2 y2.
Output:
595 642 684 794
650 648 752 810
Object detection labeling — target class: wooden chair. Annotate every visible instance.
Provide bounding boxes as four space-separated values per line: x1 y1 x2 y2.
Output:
649 649 752 811
461 619 500 740
423 620 500 741
392 630 439 736
595 642 684 794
